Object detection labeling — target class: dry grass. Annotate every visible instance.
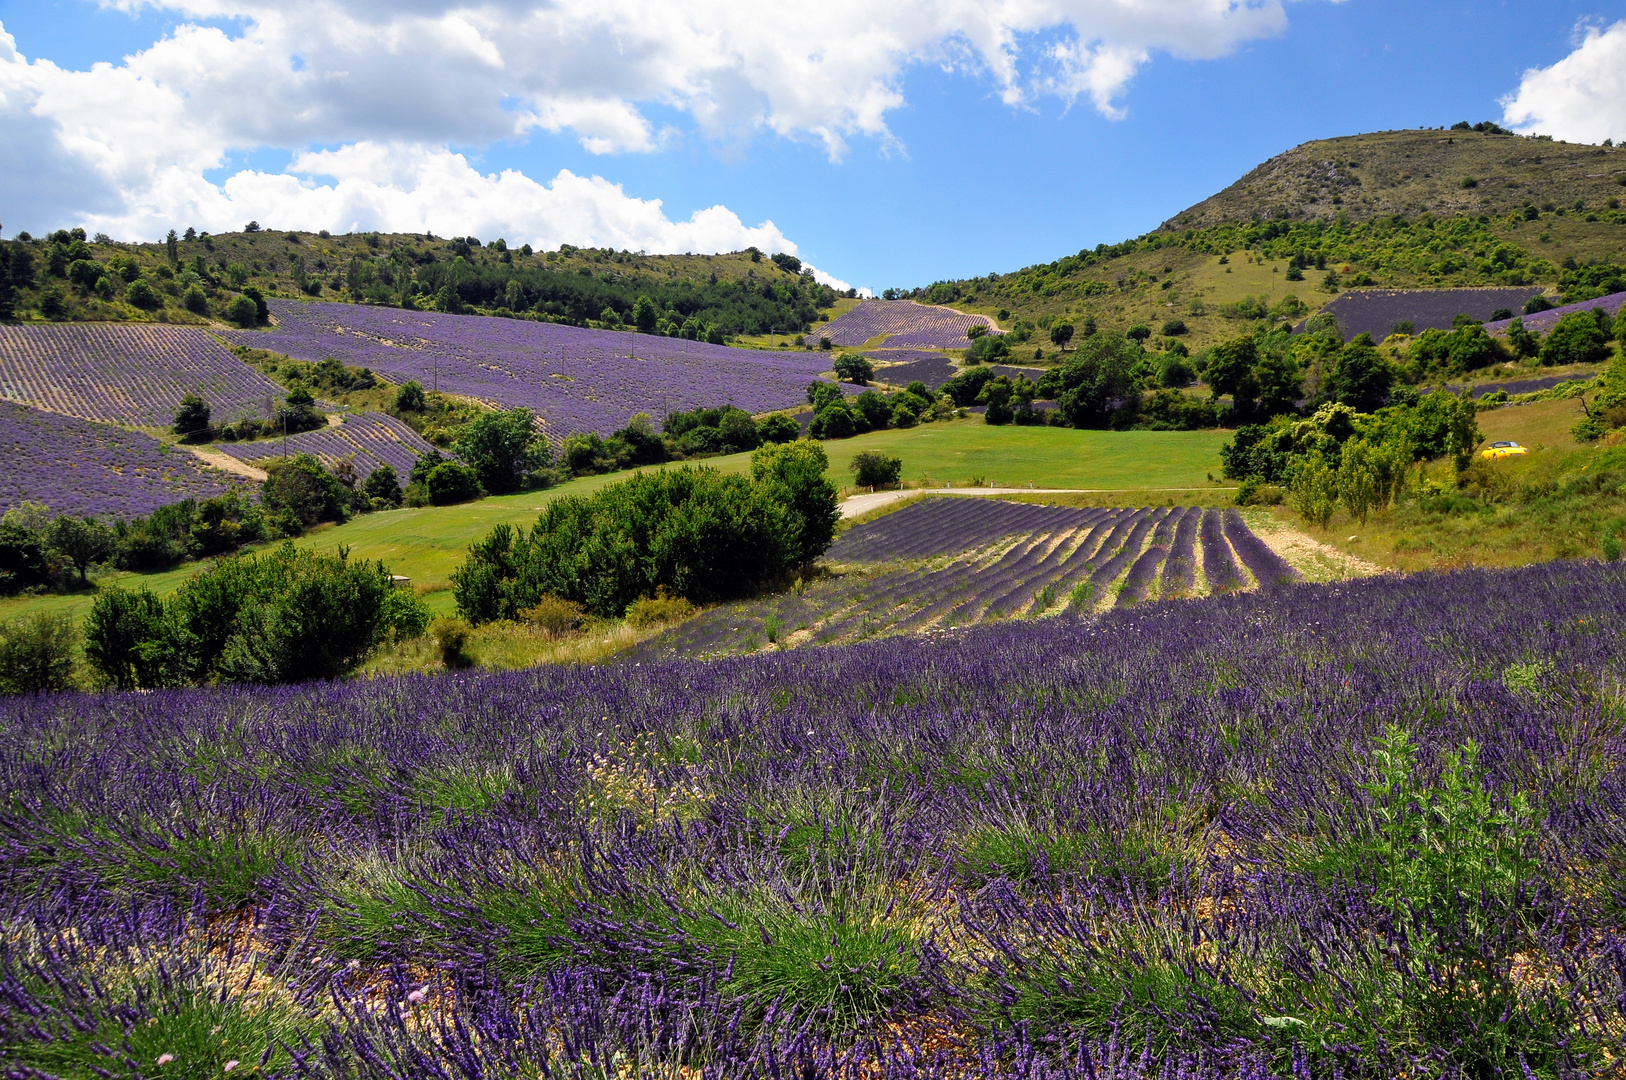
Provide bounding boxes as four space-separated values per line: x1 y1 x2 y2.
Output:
363 615 685 675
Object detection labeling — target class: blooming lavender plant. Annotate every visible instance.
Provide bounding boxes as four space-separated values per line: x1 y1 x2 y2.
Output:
4 558 1626 1076
818 301 999 348
223 301 836 435
215 412 436 484
0 399 245 517
0 323 284 426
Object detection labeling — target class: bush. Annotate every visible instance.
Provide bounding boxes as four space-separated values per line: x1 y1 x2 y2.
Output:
0 613 77 694
625 589 698 628
850 451 903 488
173 394 212 441
181 285 209 315
0 520 52 594
362 464 402 506
832 354 874 384
520 595 588 636
431 617 475 669
261 454 352 533
1160 318 1187 336
758 414 801 443
809 403 855 439
395 380 426 412
224 294 258 327
452 408 549 493
88 544 402 687
427 461 483 505
124 279 160 310
1540 311 1612 367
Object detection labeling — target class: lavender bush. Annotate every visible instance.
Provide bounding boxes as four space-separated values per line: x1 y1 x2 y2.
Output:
0 323 284 426
224 301 835 435
215 412 437 483
4 559 1626 1076
0 399 245 517
819 301 999 348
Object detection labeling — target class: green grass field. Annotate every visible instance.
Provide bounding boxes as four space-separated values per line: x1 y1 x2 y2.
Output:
0 420 1231 627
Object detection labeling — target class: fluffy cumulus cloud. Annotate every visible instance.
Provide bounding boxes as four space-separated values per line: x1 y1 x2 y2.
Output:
1 0 1310 255
1501 21 1626 145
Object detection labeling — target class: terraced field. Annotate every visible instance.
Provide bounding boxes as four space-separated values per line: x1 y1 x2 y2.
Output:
818 301 998 348
632 497 1298 657
0 323 283 427
215 411 437 483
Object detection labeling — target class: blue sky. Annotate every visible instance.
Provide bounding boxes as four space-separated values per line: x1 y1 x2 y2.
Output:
1 0 1623 293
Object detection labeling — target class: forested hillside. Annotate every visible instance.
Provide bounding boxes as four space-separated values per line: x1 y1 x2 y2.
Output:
0 227 844 340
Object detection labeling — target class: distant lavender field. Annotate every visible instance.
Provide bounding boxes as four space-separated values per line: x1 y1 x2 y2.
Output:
1301 287 1544 342
0 400 243 518
1483 290 1626 335
0 323 284 427
819 301 998 348
225 302 834 435
215 412 438 484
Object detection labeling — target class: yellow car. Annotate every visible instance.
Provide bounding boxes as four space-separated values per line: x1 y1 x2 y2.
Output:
1481 441 1529 459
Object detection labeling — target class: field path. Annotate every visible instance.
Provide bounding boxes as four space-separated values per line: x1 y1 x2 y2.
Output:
840 486 1219 519
187 446 268 482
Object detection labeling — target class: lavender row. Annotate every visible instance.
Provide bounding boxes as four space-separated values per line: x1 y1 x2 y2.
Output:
0 322 284 427
214 412 437 483
1222 507 1301 587
0 399 245 519
1199 507 1245 593
818 300 999 348
1115 510 1180 606
1160 505 1202 597
224 300 835 435
7 560 1626 1073
830 496 1098 562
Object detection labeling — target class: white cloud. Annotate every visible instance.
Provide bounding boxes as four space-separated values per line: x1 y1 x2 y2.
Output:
1 0 1317 281
1501 20 1626 145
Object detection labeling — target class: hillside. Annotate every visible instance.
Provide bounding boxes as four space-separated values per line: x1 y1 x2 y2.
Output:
1163 127 1626 230
902 127 1626 353
0 228 843 338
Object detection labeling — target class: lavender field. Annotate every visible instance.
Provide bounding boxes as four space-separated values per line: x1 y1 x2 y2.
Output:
1484 289 1626 335
225 301 834 435
0 399 245 518
819 300 999 348
215 412 438 483
1306 287 1544 342
637 498 1299 656
0 323 284 427
4 559 1625 1077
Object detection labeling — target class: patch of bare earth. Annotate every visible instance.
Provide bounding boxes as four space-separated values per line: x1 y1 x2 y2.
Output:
1238 509 1386 582
187 445 268 482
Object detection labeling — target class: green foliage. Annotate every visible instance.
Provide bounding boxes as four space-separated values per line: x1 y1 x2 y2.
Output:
752 440 840 568
260 454 352 533
223 293 258 327
426 461 482 505
452 466 810 622
1327 333 1396 412
111 494 266 571
850 450 903 488
759 413 801 443
1036 333 1142 428
362 464 402 506
395 379 426 412
833 353 875 384
172 393 211 440
967 333 1010 364
123 278 159 309
88 544 403 687
452 408 549 493
431 616 475 669
1539 311 1613 367
809 402 855 439
0 612 77 694
1403 323 1511 379
1288 449 1339 527
46 514 115 584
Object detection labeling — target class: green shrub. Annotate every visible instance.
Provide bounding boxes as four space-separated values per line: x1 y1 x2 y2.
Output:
625 589 698 627
452 408 549 493
261 454 351 533
0 613 77 694
224 294 258 327
426 460 482 504
1540 311 1612 366
758 413 801 444
85 587 185 689
431 617 475 669
124 279 160 309
519 594 589 636
850 450 903 488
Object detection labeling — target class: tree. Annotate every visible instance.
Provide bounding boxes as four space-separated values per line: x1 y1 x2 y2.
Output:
1540 312 1612 367
453 408 550 494
427 462 482 505
39 284 68 318
181 284 209 315
173 394 211 440
0 613 78 694
363 464 402 506
853 390 893 430
1253 351 1303 418
1036 334 1141 429
47 516 115 585
758 414 801 443
84 588 183 690
632 294 660 333
241 286 269 324
977 375 1014 425
224 294 258 328
1205 336 1260 415
124 279 160 310
261 454 351 532
1126 324 1151 344
809 403 854 439
395 380 426 412
752 440 839 568
1506 317 1539 359
833 354 875 384
807 380 845 412
850 451 903 488
1327 334 1395 412
166 229 179 263
1049 322 1075 351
